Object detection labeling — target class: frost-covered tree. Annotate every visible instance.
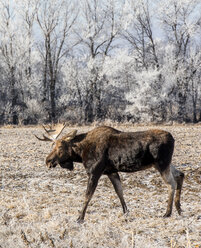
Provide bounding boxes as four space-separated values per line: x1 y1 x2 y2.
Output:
36 0 78 122
121 0 166 122
122 0 159 69
121 0 201 123
0 0 43 124
0 0 200 125
0 0 33 124
158 0 201 122
16 0 38 78
73 0 125 122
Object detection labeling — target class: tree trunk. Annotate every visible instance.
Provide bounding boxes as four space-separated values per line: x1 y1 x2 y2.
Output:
84 89 94 123
199 110 201 122
50 79 56 122
191 81 198 123
177 92 187 123
10 67 18 124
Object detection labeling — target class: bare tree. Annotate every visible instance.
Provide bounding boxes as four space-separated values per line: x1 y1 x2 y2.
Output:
75 0 123 122
122 0 159 69
36 0 78 122
159 0 201 122
16 0 39 78
121 0 169 122
184 49 201 123
0 0 21 124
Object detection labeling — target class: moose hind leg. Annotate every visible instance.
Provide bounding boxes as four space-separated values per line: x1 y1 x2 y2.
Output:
171 166 184 215
108 173 128 214
161 166 177 217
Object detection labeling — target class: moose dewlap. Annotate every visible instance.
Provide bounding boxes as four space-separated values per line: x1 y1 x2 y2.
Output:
35 125 184 222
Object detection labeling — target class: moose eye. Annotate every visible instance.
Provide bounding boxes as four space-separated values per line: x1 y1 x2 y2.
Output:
56 146 63 156
57 149 63 156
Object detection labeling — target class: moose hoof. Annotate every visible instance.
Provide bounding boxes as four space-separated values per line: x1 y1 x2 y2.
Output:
77 217 84 224
175 205 182 215
124 209 129 217
177 208 182 215
163 212 171 218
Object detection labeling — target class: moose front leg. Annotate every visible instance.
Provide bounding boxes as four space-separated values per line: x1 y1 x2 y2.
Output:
108 173 128 214
77 173 101 223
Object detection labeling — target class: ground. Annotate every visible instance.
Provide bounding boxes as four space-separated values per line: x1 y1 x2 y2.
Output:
0 124 200 248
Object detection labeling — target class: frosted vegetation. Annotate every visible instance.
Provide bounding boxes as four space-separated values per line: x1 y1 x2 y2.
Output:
0 0 201 124
0 125 200 247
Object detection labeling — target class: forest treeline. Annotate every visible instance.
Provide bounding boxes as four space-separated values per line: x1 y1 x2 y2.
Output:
0 0 201 125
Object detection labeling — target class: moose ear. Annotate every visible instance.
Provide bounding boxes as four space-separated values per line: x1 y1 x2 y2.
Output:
63 130 77 142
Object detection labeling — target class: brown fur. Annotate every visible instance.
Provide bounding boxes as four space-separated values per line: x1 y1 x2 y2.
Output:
44 126 184 222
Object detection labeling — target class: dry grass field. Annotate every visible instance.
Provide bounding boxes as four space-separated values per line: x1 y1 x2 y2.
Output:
0 124 200 248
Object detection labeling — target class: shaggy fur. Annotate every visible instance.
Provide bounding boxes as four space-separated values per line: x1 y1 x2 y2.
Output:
44 126 184 222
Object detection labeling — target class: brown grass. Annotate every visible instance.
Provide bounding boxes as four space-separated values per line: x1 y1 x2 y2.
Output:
0 124 201 248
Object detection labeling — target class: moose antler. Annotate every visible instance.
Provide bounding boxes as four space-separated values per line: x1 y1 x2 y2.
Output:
63 130 77 142
35 123 67 142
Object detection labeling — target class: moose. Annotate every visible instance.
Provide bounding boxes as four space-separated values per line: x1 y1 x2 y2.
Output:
35 124 184 222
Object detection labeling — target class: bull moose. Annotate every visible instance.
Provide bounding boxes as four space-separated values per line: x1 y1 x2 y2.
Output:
35 124 184 222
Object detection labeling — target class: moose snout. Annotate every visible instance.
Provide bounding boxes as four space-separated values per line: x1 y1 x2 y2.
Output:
46 157 58 169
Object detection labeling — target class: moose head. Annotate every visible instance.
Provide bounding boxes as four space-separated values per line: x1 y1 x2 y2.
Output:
35 123 77 170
